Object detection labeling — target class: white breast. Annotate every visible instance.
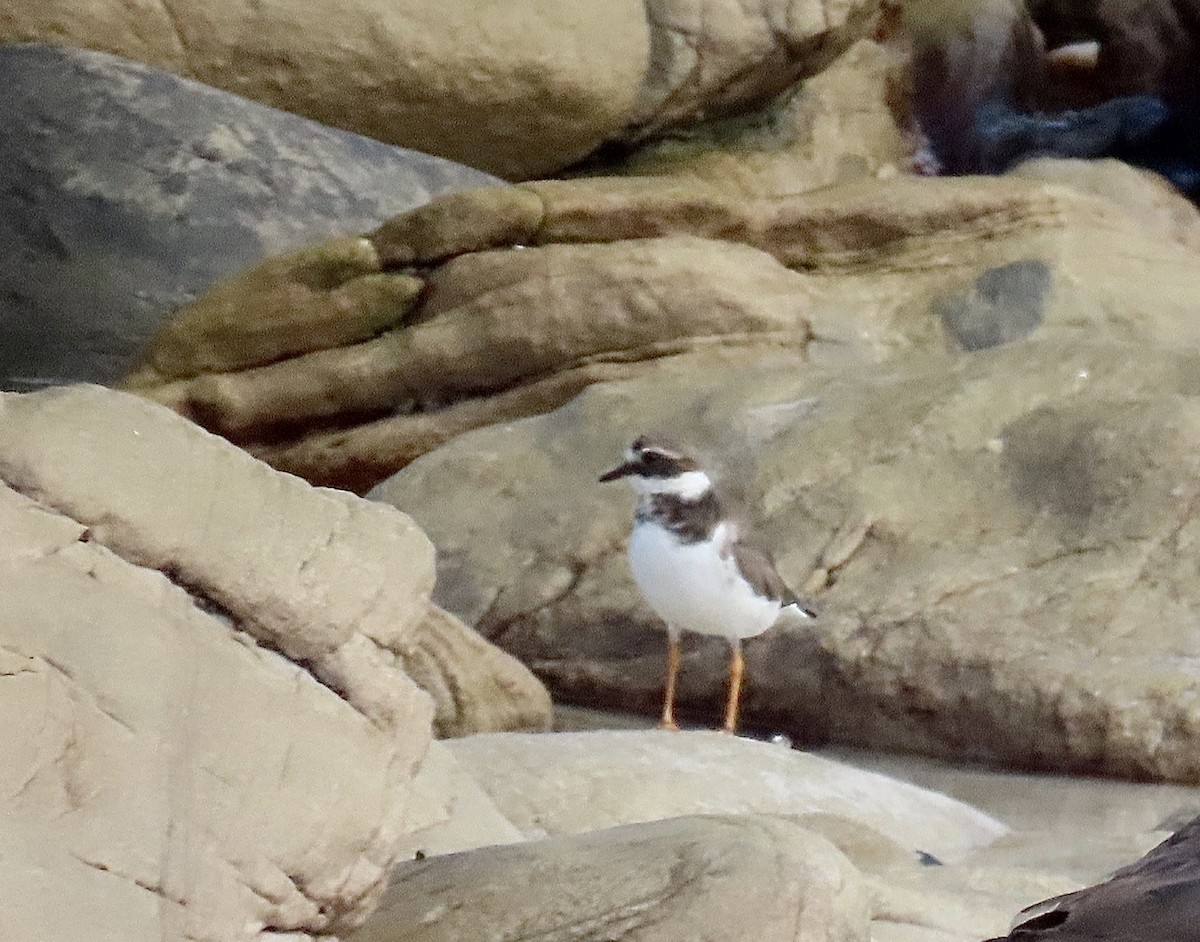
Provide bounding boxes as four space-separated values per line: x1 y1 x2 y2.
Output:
627 521 783 641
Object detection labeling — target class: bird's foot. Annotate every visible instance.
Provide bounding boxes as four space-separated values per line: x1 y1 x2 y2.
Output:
659 718 680 732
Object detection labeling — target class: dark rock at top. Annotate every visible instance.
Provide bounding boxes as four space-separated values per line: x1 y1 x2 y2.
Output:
0 43 498 392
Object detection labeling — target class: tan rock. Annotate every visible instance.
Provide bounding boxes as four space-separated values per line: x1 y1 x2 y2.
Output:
371 338 1200 781
128 170 1200 494
0 385 434 727
251 357 667 492
442 730 1007 861
134 235 820 438
1009 156 1200 255
123 237 422 386
408 604 553 739
621 39 914 198
0 385 437 939
629 0 879 137
799 815 1080 942
351 814 871 942
0 2 651 180
370 186 545 267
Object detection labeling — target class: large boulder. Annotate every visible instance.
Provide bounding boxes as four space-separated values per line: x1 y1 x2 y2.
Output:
124 166 1200 493
366 728 1145 942
353 814 871 942
0 5 649 180
0 384 438 939
0 2 881 179
0 44 497 392
370 336 1200 782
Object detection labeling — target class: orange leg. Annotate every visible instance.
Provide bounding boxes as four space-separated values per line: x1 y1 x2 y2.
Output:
722 640 745 734
660 631 681 731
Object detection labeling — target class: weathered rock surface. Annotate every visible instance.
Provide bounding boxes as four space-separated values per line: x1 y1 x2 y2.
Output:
627 0 880 139
352 814 871 942
442 730 1006 862
127 165 1200 493
0 43 496 392
409 604 554 739
620 39 913 198
0 384 438 939
357 723 1200 942
0 1 880 179
399 740 526 860
372 335 1200 782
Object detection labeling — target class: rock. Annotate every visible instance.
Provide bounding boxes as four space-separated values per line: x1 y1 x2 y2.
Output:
0 4 650 180
0 43 497 392
0 384 551 738
0 384 438 938
627 0 879 139
442 730 1006 862
1009 156 1200 254
371 336 1200 782
0 0 886 180
123 237 425 385
399 741 526 860
129 231 840 489
350 814 871 942
408 604 554 739
129 169 1200 493
934 259 1051 351
617 39 914 198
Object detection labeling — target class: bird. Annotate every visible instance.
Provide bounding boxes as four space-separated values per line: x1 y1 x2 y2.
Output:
983 813 1200 942
599 434 815 734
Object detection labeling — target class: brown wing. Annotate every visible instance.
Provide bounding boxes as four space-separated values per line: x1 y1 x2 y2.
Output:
727 537 816 617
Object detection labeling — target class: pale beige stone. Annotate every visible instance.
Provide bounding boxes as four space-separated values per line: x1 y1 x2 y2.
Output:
443 730 1007 862
398 741 525 860
0 386 439 940
0 385 435 728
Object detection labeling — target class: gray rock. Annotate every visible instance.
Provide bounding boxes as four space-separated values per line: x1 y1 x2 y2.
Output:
936 260 1051 351
351 814 870 942
0 43 497 392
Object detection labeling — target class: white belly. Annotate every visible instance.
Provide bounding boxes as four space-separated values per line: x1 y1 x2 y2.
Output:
627 522 783 641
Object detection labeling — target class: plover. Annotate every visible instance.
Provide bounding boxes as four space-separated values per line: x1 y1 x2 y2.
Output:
600 435 815 734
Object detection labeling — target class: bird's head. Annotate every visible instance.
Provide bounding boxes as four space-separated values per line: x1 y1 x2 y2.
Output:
599 435 713 499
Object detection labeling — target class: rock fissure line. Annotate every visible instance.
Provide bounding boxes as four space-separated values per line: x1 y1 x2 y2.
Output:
70 852 188 908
